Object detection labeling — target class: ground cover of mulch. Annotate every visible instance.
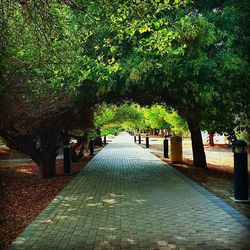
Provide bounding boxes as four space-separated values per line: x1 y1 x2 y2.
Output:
1 141 250 249
147 144 250 219
0 148 102 250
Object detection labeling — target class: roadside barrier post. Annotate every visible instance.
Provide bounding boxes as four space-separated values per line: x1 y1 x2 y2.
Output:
134 135 136 143
233 140 248 201
63 141 71 174
138 133 141 144
170 136 182 163
99 136 103 147
89 138 94 156
103 136 107 144
146 133 149 148
163 135 169 158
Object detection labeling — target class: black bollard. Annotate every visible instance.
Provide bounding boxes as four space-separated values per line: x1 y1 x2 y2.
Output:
134 135 136 143
99 137 103 147
233 140 248 200
138 134 141 144
63 143 71 174
146 134 149 148
163 135 169 158
89 138 94 156
103 135 107 144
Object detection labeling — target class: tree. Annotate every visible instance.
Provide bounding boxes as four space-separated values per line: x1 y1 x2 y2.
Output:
0 77 94 177
1 0 249 174
75 0 210 167
165 110 189 136
0 1 95 177
76 0 249 168
143 105 170 135
198 0 250 146
94 103 188 139
94 103 145 135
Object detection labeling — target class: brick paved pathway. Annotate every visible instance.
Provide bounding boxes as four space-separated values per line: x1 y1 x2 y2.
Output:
10 132 250 249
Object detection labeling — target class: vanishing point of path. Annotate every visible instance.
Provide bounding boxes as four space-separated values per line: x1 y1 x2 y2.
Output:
10 132 250 249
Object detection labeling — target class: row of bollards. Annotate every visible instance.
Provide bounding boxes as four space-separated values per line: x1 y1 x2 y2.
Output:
134 133 249 201
232 140 249 201
146 134 149 148
163 135 168 158
134 134 174 159
134 134 142 144
63 135 107 174
89 138 94 156
63 142 71 174
88 135 107 156
134 134 150 148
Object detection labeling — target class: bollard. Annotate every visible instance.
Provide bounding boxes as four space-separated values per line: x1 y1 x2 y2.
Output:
163 135 169 158
103 135 107 144
63 143 71 174
146 133 149 148
233 140 248 201
138 134 141 144
134 135 136 143
89 138 94 156
170 136 182 163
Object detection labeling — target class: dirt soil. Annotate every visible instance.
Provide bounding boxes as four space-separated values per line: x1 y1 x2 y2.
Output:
146 143 250 219
0 147 102 250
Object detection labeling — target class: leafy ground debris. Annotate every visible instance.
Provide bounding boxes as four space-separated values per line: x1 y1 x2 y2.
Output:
1 142 250 249
0 147 102 250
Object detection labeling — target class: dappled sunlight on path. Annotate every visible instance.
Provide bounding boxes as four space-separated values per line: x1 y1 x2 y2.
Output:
10 132 250 249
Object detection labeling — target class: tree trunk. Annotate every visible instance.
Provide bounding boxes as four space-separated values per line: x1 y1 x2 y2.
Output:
37 132 59 178
186 115 207 168
70 146 78 162
40 152 56 178
1 132 57 177
208 132 215 147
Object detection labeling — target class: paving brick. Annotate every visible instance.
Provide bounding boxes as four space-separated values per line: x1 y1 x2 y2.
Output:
9 132 250 249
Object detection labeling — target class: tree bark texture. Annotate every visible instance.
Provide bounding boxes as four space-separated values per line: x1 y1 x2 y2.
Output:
40 151 56 178
208 132 215 147
0 129 59 178
186 115 207 168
